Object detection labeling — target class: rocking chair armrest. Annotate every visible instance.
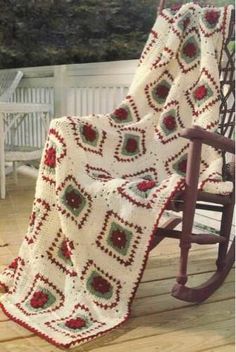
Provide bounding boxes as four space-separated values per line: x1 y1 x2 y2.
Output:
180 126 235 154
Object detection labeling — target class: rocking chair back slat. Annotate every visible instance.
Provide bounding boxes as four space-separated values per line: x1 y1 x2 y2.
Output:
218 9 235 140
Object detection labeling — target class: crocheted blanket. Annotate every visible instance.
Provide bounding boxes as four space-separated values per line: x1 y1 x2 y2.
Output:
0 3 233 349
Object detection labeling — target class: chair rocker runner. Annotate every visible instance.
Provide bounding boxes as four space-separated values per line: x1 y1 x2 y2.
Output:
0 70 52 199
149 1 235 303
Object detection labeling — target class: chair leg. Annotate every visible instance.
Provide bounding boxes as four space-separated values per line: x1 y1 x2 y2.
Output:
176 140 202 286
171 237 235 303
149 216 182 251
13 161 18 184
172 160 235 302
0 113 6 199
177 199 196 285
216 195 235 271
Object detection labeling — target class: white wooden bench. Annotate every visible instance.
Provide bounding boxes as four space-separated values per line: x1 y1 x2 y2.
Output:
0 71 52 199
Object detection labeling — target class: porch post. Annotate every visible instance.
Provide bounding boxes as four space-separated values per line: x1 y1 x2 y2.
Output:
53 65 68 118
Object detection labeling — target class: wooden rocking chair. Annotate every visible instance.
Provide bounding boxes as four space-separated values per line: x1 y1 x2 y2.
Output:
149 1 235 303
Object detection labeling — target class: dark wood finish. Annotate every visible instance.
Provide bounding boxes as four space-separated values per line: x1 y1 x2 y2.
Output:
150 1 235 303
216 191 235 271
180 126 235 154
171 238 235 303
167 191 232 211
177 139 202 285
156 228 226 245
149 217 182 250
196 191 232 205
195 204 223 212
218 9 235 141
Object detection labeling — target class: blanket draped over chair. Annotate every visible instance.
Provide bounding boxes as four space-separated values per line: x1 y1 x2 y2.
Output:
0 3 233 349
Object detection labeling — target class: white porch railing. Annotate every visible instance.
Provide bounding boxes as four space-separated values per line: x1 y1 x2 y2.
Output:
1 60 138 148
1 60 234 230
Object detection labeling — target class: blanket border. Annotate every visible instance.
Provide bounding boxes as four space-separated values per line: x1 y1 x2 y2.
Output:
0 179 185 349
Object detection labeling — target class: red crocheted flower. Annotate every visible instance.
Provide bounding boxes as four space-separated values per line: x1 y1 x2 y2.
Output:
114 108 128 121
44 147 56 168
178 159 187 173
205 10 220 25
194 85 208 100
82 124 97 142
125 138 138 153
30 291 49 309
163 115 177 131
9 258 18 270
156 84 170 99
61 240 72 259
182 42 197 58
111 230 127 249
65 317 86 330
137 180 156 192
91 275 111 294
65 190 82 209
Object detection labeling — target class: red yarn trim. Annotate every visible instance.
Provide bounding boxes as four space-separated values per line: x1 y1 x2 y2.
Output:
198 171 231 195
0 303 67 349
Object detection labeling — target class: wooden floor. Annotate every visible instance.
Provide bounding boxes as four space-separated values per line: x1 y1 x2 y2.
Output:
0 174 234 352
